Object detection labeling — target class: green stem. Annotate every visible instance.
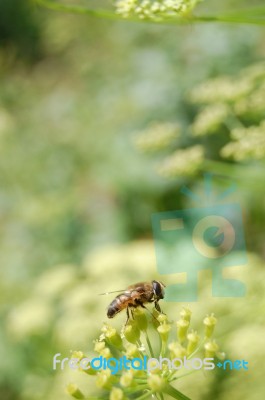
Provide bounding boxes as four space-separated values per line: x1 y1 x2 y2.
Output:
160 340 168 358
136 390 154 400
145 332 155 358
187 338 206 360
201 159 265 183
163 383 191 400
33 0 124 20
169 368 198 381
125 385 149 395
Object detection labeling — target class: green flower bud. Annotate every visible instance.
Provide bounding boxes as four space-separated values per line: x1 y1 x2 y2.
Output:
134 308 148 331
66 384 84 399
124 321 140 344
157 323 171 342
180 307 192 322
110 387 124 400
148 375 165 391
187 330 200 355
204 340 219 358
105 326 123 349
203 314 217 338
176 319 189 343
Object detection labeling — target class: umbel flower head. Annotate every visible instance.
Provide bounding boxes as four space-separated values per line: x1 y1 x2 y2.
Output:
115 0 204 20
66 307 224 399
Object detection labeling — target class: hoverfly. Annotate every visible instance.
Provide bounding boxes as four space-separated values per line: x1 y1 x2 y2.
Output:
101 280 166 324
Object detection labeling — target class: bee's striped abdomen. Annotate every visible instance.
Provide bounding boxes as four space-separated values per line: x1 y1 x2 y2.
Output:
107 292 133 318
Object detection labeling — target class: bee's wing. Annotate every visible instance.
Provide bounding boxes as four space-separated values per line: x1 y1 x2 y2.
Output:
98 289 126 296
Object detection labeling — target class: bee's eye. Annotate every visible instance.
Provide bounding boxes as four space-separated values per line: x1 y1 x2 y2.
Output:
152 280 162 298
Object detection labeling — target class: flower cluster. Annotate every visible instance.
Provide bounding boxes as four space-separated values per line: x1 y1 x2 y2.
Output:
66 307 223 399
187 61 265 163
221 121 265 161
134 122 180 152
115 0 203 20
189 76 253 104
157 145 204 178
191 104 229 137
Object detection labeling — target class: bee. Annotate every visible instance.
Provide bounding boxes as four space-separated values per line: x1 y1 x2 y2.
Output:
102 280 166 324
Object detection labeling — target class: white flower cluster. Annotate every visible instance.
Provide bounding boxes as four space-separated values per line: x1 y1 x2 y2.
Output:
221 121 265 161
188 62 265 163
189 76 253 104
157 144 204 177
115 0 202 20
134 122 180 152
192 104 229 136
234 83 265 119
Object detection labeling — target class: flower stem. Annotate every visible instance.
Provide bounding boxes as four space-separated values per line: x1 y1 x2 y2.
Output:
145 332 155 358
136 390 154 400
163 383 191 400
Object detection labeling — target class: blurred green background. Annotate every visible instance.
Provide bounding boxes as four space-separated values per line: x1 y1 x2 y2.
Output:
0 1 265 399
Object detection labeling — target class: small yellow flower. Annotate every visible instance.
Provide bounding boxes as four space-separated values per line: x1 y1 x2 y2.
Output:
180 307 192 322
187 330 200 355
168 342 187 359
157 322 171 342
66 383 84 399
105 326 123 349
176 319 189 343
148 374 165 391
204 340 219 358
94 340 106 353
203 314 217 338
71 351 84 360
110 387 124 400
96 369 114 390
120 370 134 388
125 343 141 359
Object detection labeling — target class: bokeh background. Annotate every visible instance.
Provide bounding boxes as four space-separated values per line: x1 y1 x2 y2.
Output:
0 1 265 399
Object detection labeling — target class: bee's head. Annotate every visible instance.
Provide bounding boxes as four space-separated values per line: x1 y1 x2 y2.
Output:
152 280 165 300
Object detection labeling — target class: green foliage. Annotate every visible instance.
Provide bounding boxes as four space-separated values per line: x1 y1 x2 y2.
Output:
0 0 42 60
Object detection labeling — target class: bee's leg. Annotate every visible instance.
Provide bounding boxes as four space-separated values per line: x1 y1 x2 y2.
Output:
125 307 130 326
154 301 165 314
131 308 135 319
